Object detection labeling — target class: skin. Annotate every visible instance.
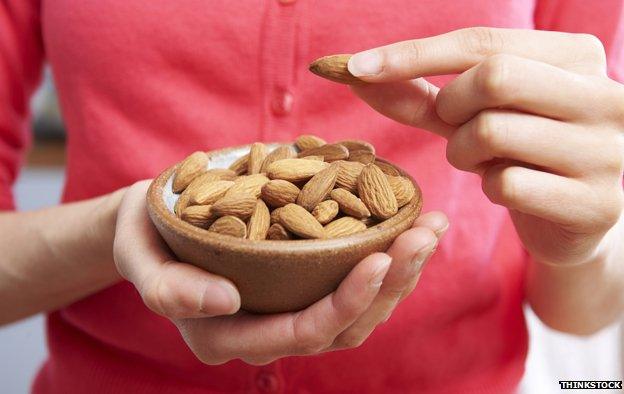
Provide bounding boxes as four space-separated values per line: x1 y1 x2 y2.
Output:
0 27 621 365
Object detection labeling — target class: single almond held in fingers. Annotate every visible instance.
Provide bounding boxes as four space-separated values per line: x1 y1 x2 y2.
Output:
261 180 300 208
335 161 365 193
330 188 371 219
180 205 216 228
229 154 249 175
358 164 398 219
325 217 367 238
209 216 247 238
266 223 292 240
312 200 339 225
247 199 271 240
266 158 329 182
248 142 267 174
387 175 416 208
298 143 349 162
308 54 363 85
297 162 339 211
295 134 326 151
189 180 235 205
225 174 270 198
211 194 258 220
260 145 296 172
172 151 208 193
278 203 325 239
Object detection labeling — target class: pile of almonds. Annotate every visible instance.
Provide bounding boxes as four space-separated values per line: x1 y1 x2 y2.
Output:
171 135 417 240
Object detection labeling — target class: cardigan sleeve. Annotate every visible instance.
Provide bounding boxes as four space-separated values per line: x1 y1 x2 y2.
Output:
0 1 45 210
534 0 624 82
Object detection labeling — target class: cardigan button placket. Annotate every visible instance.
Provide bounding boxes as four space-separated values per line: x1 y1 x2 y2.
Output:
270 87 294 117
255 369 281 393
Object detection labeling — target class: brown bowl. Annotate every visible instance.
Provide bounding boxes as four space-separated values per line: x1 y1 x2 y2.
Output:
147 143 422 313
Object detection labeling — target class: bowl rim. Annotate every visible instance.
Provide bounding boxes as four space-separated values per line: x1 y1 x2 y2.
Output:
147 142 423 255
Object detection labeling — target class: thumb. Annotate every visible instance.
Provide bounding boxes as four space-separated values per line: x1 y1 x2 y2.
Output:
350 79 454 139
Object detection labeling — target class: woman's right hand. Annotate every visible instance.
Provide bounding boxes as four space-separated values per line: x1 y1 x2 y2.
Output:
113 181 447 365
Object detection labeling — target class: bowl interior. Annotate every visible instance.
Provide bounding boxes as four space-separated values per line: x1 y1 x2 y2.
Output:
154 142 422 251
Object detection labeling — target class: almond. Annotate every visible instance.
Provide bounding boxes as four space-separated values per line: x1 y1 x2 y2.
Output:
266 158 329 182
248 142 267 175
247 199 270 240
189 180 235 205
295 134 326 151
261 180 300 208
358 164 398 219
180 205 215 228
270 207 284 224
209 216 247 238
174 193 191 218
297 162 339 211
298 143 349 162
337 140 375 154
302 155 324 161
172 151 208 193
308 54 363 85
278 203 325 239
348 150 375 164
374 160 400 176
312 200 339 225
387 175 416 207
330 188 371 219
225 173 270 198
325 216 367 238
260 145 296 172
211 194 257 220
266 223 292 240
335 161 365 193
229 153 249 175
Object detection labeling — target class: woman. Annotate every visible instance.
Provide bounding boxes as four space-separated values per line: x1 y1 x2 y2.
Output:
1 1 623 393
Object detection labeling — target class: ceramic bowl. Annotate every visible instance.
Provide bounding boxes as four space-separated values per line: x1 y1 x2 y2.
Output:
147 143 423 313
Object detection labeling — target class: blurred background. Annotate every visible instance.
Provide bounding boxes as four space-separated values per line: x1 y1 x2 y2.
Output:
0 72 621 393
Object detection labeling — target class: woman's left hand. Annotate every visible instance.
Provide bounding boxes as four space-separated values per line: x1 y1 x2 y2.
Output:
348 27 624 267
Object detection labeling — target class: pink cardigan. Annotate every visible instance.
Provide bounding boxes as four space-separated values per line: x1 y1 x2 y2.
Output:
2 1 623 393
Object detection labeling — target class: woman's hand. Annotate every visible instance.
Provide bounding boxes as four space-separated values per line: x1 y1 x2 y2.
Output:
348 27 624 266
346 27 624 333
114 181 447 364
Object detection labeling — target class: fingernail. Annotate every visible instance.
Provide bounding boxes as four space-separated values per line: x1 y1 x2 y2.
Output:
434 222 449 238
348 50 383 77
202 282 240 315
410 242 437 271
369 255 392 288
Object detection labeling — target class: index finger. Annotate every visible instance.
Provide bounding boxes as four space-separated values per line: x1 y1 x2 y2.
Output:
347 27 606 82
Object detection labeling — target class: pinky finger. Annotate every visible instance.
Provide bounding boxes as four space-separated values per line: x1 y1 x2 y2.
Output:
481 165 612 231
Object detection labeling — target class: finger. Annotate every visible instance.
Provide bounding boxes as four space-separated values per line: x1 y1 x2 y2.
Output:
481 164 616 231
350 80 455 138
331 226 439 350
347 27 606 82
412 210 450 236
186 253 391 364
446 109 604 176
114 181 240 319
436 55 602 125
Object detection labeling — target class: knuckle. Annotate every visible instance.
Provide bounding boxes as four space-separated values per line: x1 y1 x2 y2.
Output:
577 33 607 64
473 112 508 155
482 166 518 205
461 27 504 57
477 54 514 101
292 316 331 354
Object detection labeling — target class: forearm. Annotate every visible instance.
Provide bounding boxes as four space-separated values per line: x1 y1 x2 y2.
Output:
527 220 624 335
0 188 126 325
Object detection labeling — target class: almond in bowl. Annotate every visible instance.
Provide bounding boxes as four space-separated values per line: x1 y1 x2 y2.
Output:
147 135 422 313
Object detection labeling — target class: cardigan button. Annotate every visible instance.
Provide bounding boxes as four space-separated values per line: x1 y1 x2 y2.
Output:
256 370 280 392
271 88 294 117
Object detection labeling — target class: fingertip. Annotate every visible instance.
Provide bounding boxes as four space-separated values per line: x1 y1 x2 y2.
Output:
367 253 392 288
201 279 241 316
413 211 450 237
